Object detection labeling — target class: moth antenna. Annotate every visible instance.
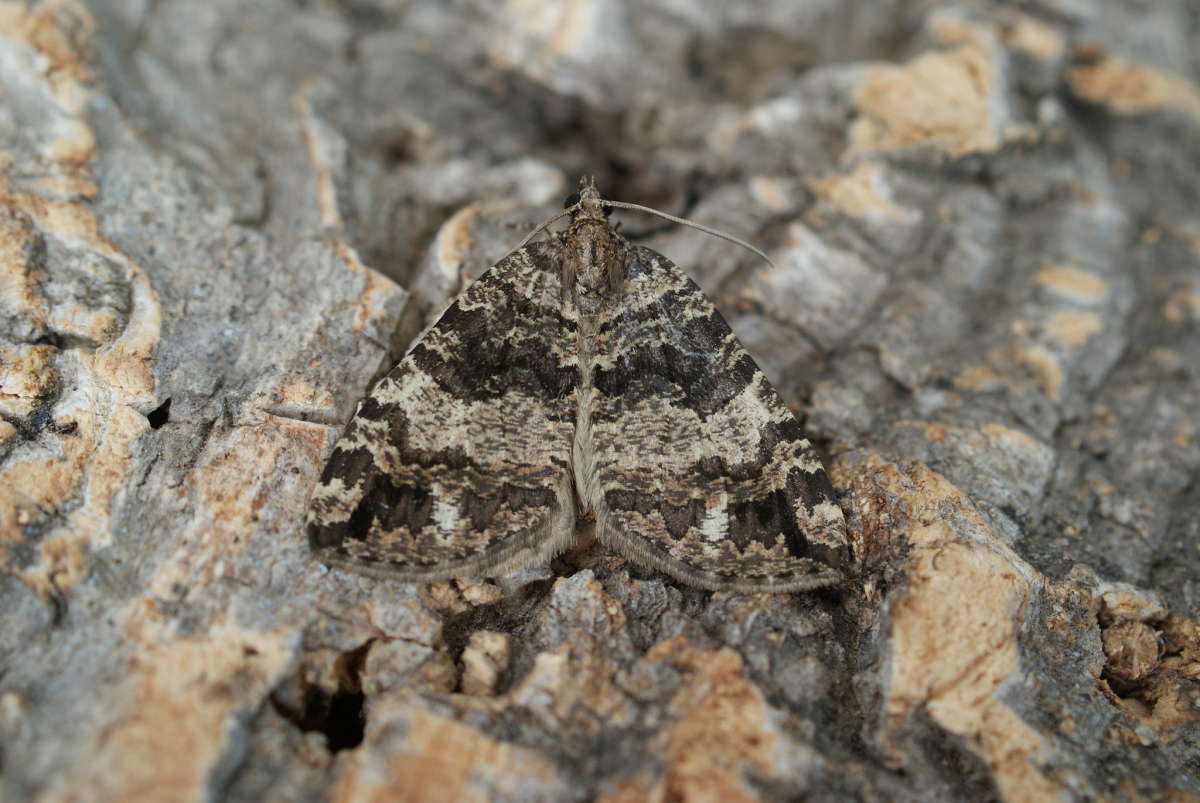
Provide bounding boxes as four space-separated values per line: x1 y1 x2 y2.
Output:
512 206 576 253
602 199 777 270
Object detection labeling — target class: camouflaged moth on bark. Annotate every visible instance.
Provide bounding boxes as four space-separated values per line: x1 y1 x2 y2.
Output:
307 178 850 592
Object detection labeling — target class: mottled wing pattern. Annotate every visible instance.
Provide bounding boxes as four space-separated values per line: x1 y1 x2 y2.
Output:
307 243 578 580
587 245 848 592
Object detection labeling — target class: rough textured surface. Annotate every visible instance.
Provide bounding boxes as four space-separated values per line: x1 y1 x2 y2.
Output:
1 1 1198 800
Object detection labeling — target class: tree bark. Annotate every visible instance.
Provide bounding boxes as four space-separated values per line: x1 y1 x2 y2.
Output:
1 1 1198 800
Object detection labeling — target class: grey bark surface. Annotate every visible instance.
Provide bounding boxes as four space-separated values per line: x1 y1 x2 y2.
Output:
1 1 1199 801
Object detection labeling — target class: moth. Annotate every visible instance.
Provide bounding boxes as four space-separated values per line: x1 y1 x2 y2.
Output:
307 178 849 592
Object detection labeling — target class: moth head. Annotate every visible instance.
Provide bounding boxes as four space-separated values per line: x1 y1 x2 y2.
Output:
566 176 610 223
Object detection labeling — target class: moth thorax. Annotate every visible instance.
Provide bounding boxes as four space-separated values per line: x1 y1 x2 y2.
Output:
564 220 624 309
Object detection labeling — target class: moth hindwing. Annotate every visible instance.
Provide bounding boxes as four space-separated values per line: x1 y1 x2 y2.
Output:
307 178 849 592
